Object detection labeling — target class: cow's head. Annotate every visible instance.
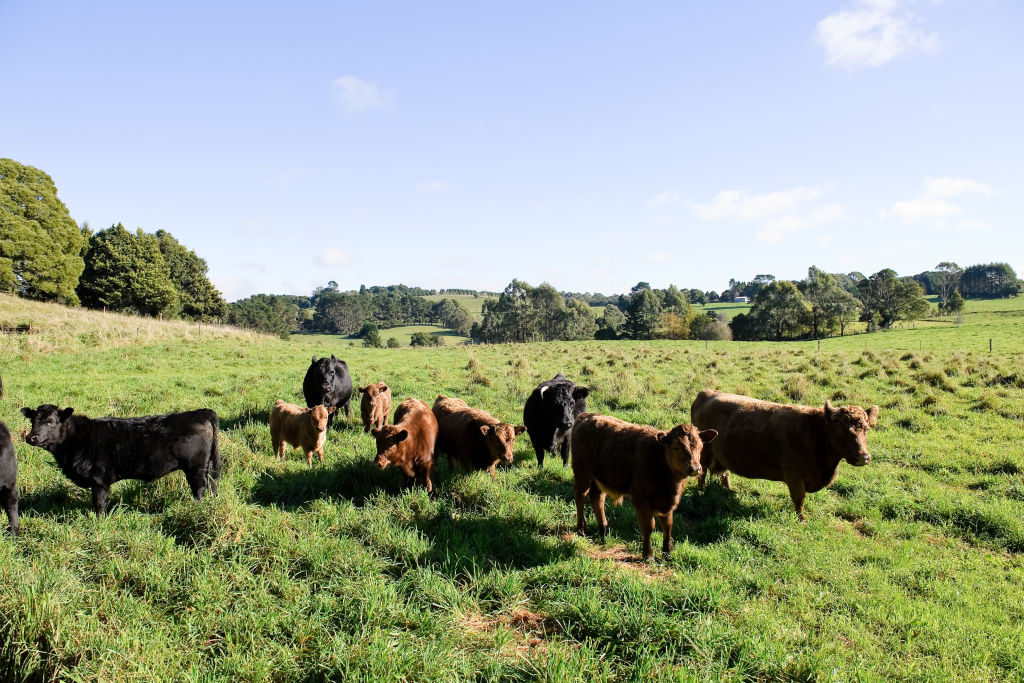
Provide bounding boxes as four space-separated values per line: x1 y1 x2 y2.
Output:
311 355 345 393
21 404 75 449
310 405 336 432
659 424 716 478
370 425 408 468
824 401 879 466
359 383 389 402
480 423 526 465
538 382 577 431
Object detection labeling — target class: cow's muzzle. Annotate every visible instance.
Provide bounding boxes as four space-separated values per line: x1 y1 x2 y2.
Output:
849 453 871 466
26 434 38 445
374 455 390 469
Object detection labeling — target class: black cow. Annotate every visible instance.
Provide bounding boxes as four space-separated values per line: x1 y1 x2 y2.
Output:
303 355 353 427
0 421 18 535
522 373 590 467
21 405 220 516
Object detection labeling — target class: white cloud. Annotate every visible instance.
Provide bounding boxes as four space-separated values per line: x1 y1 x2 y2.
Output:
690 187 823 222
647 253 673 263
316 247 354 267
955 220 992 232
889 198 962 223
648 190 681 208
331 76 389 111
416 180 456 194
689 186 845 243
922 176 994 199
213 277 258 302
887 176 995 225
816 0 938 71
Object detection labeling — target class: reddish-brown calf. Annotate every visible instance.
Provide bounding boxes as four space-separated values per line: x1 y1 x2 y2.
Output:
270 400 336 466
432 395 525 476
358 382 392 433
691 389 879 520
570 413 716 559
371 398 438 492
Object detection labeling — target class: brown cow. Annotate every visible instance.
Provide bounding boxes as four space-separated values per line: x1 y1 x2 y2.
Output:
371 398 438 492
270 400 337 466
358 382 392 433
432 395 525 476
571 413 716 559
691 389 879 520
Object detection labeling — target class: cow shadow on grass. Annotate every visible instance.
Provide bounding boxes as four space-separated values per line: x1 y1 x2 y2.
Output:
249 455 384 508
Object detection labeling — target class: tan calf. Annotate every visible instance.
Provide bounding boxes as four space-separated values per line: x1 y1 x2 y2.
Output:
270 400 336 466
358 382 392 432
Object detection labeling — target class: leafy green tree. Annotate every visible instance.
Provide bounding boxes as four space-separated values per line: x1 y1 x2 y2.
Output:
943 289 965 315
362 324 383 348
857 269 929 328
530 283 567 340
623 283 662 340
801 267 861 338
78 224 179 316
226 294 300 337
934 262 963 306
409 331 434 347
596 304 626 339
386 337 400 348
0 158 86 303
750 280 810 341
562 298 598 340
155 230 227 321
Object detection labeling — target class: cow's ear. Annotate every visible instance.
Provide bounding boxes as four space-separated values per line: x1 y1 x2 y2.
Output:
539 386 548 399
698 429 718 445
573 387 590 400
327 406 337 414
312 355 318 363
514 425 527 435
378 382 388 392
395 430 408 443
866 405 879 427
20 407 36 420
370 428 381 438
656 431 669 445
479 425 491 437
357 386 367 393
330 354 337 360
59 407 74 421
824 400 835 420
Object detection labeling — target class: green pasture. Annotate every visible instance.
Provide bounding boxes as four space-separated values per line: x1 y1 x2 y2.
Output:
423 294 487 321
0 298 1022 680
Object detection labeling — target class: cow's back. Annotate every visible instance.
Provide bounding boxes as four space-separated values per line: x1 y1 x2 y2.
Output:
432 396 497 468
86 410 218 483
571 414 659 497
394 399 437 458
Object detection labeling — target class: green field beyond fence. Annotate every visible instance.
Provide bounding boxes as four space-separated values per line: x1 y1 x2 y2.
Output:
0 295 1022 680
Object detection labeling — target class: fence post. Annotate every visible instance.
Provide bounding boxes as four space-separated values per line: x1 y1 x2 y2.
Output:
990 338 992 353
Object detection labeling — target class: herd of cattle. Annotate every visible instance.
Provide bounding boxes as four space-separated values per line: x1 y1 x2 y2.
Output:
3 354 880 559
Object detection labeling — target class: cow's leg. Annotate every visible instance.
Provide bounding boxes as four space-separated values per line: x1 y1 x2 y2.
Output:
423 463 434 495
573 479 590 535
559 438 570 467
590 488 608 542
206 465 219 496
784 476 807 521
343 399 351 418
530 434 546 468
186 468 209 500
317 445 325 464
634 503 656 559
1 487 18 536
659 512 673 556
720 470 732 491
91 485 110 516
305 450 313 467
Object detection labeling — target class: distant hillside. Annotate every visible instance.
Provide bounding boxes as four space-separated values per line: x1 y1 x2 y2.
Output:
0 293 267 357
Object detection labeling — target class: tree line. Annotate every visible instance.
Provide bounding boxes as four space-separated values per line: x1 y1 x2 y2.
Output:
1 159 226 321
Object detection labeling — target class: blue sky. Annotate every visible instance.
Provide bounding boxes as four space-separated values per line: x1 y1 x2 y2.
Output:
2 1 1021 301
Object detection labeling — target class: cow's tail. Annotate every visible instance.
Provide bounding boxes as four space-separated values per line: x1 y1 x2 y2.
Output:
208 411 222 491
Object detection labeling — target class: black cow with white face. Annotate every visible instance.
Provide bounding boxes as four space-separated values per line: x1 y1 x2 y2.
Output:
302 355 353 427
522 373 590 467
21 405 220 516
0 421 19 535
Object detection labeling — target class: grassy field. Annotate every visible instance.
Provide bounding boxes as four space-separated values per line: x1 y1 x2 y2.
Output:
0 297 1022 680
423 294 488 321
